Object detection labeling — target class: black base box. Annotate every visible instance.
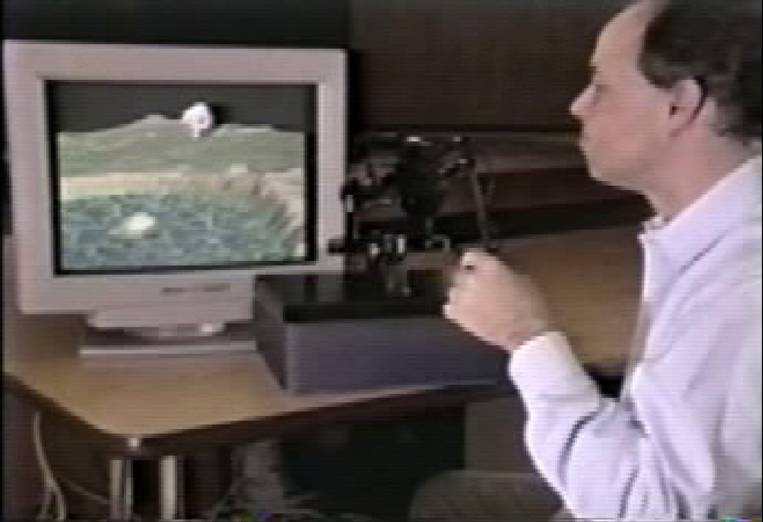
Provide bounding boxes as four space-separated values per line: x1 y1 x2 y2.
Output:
253 271 507 393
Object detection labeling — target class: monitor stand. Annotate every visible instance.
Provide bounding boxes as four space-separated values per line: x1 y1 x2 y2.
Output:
79 321 257 357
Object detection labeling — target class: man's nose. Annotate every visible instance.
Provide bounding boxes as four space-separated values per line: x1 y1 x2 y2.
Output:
569 86 589 119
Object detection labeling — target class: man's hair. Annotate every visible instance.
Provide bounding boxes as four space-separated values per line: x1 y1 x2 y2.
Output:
636 0 761 143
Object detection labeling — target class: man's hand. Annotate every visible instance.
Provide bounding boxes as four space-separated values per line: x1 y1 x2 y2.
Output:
444 249 553 351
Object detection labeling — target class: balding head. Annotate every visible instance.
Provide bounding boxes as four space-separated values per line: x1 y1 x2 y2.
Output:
590 1 655 85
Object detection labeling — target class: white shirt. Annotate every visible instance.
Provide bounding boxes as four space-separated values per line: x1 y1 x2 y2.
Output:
509 156 762 521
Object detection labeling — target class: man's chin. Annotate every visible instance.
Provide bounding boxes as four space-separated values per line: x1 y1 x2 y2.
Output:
587 166 639 193
587 167 610 185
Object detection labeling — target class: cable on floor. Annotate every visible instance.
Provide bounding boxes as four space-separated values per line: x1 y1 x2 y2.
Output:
32 411 68 521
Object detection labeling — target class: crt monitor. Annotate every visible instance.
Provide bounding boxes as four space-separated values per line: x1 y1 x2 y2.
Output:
3 40 346 353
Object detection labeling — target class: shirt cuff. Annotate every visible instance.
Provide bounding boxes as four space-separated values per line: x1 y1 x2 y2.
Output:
508 331 596 398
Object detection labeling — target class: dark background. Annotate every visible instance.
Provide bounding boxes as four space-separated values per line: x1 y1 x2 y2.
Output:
2 0 351 46
3 0 628 132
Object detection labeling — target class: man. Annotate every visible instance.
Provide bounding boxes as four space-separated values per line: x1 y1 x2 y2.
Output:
412 0 761 520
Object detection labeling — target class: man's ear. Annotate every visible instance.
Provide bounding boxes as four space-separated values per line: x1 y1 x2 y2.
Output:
667 77 709 135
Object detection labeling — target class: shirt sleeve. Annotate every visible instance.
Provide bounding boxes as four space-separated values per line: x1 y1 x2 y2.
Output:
508 280 762 521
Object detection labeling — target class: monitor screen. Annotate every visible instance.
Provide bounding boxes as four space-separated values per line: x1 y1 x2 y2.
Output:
48 81 317 273
4 41 346 340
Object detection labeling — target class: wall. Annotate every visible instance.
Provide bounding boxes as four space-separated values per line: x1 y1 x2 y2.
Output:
350 0 629 131
3 0 629 132
3 0 350 46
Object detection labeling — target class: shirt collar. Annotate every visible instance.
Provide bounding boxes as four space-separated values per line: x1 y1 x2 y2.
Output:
638 155 762 273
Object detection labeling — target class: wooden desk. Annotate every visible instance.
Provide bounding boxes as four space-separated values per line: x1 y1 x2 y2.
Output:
3 226 640 519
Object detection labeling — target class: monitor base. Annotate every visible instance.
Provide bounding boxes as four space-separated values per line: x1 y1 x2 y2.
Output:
79 322 256 357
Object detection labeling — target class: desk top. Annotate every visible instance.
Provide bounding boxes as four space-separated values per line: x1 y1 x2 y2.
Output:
3 226 640 456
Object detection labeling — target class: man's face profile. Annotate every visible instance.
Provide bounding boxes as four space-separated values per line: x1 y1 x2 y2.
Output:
569 2 673 194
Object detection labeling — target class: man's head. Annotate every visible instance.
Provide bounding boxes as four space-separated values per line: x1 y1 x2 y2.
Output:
570 0 761 200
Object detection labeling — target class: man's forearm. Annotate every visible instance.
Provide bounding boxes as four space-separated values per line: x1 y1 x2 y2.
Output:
509 332 715 520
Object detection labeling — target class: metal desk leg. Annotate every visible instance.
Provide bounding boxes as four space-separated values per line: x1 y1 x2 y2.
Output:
109 458 133 520
160 455 182 520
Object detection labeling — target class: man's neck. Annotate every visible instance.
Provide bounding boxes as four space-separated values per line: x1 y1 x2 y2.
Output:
644 139 758 221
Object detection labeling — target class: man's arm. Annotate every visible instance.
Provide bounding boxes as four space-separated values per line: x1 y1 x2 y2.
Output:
510 282 762 520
